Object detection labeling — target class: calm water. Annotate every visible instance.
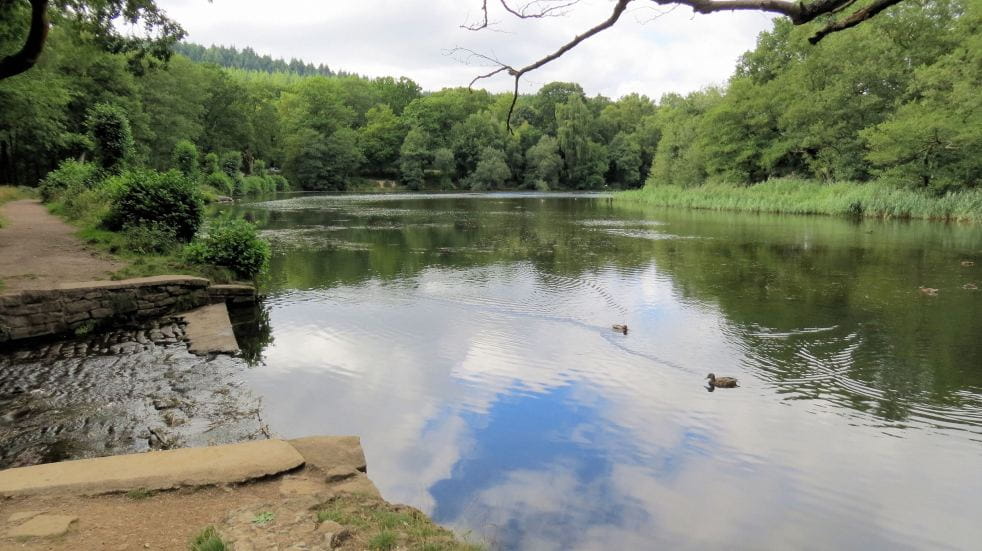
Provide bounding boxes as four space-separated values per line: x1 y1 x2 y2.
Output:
232 192 982 550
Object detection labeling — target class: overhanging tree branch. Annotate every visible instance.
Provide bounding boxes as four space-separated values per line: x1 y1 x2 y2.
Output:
0 0 50 80
464 0 913 128
468 0 632 130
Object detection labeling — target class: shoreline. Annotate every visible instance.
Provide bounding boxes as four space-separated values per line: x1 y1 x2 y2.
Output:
617 178 982 223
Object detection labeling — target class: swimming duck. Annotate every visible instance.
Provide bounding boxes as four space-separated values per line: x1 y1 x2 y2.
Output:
612 324 628 335
961 261 975 267
919 287 939 296
964 283 978 291
706 373 738 388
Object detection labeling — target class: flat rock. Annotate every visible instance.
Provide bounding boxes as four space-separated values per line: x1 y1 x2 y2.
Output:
180 303 240 355
331 473 382 499
5 514 77 538
0 440 304 497
7 511 43 523
289 436 367 473
279 477 329 498
324 466 359 483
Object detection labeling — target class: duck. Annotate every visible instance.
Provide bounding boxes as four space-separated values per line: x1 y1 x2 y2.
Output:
962 260 975 267
919 287 939 296
964 283 978 291
612 324 628 335
706 373 738 388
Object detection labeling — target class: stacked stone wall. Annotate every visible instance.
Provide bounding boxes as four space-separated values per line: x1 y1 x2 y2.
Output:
0 276 214 343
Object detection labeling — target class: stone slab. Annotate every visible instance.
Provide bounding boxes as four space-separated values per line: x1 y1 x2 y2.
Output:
4 514 78 538
0 440 304 497
181 302 240 355
289 436 367 473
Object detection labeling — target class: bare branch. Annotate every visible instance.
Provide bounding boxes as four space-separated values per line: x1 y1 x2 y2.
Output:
461 0 911 128
809 0 906 44
499 0 582 19
0 0 50 80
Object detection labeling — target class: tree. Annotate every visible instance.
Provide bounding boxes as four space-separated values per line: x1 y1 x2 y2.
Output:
171 139 198 179
399 127 431 190
465 0 918 126
0 0 188 80
556 95 608 189
358 104 406 173
86 102 133 172
467 147 511 191
525 135 562 190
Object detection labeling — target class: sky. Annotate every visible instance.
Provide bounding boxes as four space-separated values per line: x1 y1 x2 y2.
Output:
155 0 776 99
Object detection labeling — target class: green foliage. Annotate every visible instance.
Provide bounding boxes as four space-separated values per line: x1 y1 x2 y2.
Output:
86 103 135 173
184 217 271 279
172 140 199 179
189 526 228 551
220 151 243 179
205 172 235 196
122 222 179 254
39 160 102 202
399 127 431 190
105 169 203 242
467 147 511 191
621 178 982 222
203 152 220 175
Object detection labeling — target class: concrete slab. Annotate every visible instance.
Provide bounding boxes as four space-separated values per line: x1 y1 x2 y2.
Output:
0 440 304 497
181 302 240 355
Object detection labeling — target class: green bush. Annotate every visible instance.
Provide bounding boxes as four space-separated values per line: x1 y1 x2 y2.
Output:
123 222 179 254
267 174 290 191
184 217 270 279
39 160 102 202
86 103 134 173
172 140 199 179
205 172 235 196
105 169 204 242
220 151 242 179
203 152 220 175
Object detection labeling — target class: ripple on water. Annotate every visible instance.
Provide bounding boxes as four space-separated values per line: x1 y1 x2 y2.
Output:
733 324 982 436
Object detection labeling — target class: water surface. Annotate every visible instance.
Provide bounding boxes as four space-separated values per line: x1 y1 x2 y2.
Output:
234 192 982 550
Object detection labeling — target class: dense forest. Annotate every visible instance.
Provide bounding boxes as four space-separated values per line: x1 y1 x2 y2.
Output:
0 0 979 195
173 43 339 78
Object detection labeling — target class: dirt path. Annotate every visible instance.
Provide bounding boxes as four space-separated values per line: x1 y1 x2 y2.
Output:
0 200 123 293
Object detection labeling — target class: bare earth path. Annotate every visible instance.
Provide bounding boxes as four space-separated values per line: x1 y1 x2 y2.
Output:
0 200 123 293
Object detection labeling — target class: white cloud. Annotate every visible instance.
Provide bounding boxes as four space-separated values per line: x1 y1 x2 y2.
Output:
156 0 775 98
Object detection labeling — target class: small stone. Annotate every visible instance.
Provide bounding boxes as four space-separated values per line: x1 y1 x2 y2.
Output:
7 510 43 523
5 514 78 538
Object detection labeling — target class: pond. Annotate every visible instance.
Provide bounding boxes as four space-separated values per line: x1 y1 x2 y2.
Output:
225 192 982 550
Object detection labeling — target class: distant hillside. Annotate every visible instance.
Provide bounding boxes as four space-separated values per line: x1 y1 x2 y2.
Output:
174 43 345 77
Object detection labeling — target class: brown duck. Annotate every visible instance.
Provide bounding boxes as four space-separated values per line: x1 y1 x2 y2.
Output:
612 324 628 335
706 373 738 388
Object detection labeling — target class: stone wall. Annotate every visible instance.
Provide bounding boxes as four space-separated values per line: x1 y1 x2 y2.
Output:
0 275 225 343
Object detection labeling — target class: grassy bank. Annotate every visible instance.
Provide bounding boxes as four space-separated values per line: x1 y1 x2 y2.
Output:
618 179 982 222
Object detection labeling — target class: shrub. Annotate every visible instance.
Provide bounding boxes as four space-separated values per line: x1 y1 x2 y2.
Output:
172 140 199 179
39 160 102 202
220 151 243 179
205 172 235 196
105 169 204 242
86 103 134 173
184 217 270 279
203 152 220 174
122 222 179 254
268 174 290 191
